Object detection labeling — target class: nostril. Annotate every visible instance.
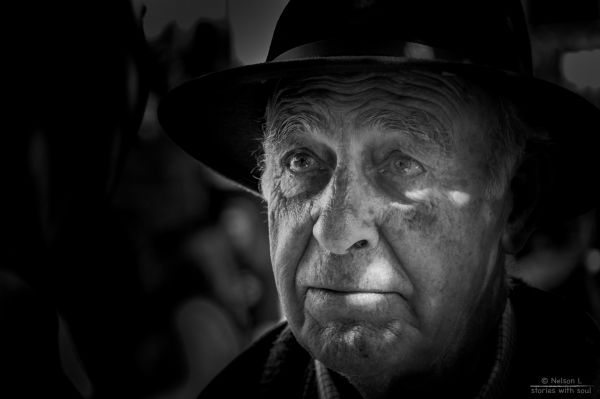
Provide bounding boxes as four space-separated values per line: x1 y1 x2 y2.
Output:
352 240 369 250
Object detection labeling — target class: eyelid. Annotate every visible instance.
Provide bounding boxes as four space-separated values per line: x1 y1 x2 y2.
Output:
380 150 426 177
378 150 406 165
282 148 325 173
377 141 435 167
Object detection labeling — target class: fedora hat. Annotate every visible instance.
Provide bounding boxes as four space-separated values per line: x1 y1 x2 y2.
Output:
158 0 600 218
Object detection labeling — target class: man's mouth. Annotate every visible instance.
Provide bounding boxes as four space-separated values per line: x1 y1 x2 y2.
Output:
305 287 408 321
315 287 395 294
324 290 394 307
306 284 404 297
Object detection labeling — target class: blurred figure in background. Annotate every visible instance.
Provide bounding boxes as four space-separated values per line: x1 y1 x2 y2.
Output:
4 0 148 397
511 0 600 327
4 0 279 396
131 13 279 397
146 191 274 399
512 210 600 324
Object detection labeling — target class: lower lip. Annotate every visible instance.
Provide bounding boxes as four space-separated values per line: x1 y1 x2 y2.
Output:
305 288 406 321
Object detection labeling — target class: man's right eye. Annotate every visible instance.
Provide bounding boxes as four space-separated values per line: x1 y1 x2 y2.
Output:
284 151 321 174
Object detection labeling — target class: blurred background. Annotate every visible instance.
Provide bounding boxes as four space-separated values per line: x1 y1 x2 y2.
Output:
1 0 598 398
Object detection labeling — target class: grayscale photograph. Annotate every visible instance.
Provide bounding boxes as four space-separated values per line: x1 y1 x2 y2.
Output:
3 0 599 398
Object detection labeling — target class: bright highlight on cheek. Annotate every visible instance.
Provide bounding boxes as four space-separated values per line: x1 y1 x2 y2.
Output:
403 187 471 209
447 190 471 207
405 188 432 201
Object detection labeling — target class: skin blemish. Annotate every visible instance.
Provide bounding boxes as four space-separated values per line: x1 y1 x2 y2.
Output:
388 200 438 232
405 207 438 231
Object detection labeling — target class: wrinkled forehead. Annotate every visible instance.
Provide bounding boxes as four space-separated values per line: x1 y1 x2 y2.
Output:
265 70 499 152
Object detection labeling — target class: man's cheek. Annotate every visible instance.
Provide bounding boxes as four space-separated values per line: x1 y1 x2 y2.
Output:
392 205 492 306
383 200 439 237
383 201 464 291
267 193 315 289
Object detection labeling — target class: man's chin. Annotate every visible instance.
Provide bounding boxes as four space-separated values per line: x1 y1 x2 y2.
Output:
301 321 418 377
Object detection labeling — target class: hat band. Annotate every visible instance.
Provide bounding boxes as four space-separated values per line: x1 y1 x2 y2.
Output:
272 38 522 73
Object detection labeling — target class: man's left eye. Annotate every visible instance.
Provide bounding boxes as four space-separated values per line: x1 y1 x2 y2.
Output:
285 151 321 174
385 152 425 178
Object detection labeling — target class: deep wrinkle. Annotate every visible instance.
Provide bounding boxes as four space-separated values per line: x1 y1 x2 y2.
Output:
266 83 456 153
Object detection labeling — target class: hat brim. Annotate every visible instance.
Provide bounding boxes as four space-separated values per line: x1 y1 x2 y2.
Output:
158 56 600 218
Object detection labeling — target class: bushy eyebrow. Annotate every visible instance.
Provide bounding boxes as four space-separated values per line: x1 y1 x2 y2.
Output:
263 100 330 150
263 102 452 159
352 108 453 154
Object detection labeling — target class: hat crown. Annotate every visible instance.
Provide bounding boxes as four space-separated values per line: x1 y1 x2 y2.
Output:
267 0 532 74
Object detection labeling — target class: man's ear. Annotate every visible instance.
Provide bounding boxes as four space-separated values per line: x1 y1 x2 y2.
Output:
501 154 547 254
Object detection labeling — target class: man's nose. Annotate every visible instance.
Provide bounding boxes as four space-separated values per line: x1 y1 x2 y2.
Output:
312 171 379 255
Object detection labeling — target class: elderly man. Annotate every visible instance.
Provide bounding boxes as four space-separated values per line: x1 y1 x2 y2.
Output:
159 0 600 397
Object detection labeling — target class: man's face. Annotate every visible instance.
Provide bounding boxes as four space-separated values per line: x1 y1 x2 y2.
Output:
261 71 512 379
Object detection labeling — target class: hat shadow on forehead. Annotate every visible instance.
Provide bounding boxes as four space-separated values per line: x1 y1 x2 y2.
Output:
158 0 600 219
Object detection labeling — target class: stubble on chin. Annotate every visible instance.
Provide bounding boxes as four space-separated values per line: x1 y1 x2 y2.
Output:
297 314 415 377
